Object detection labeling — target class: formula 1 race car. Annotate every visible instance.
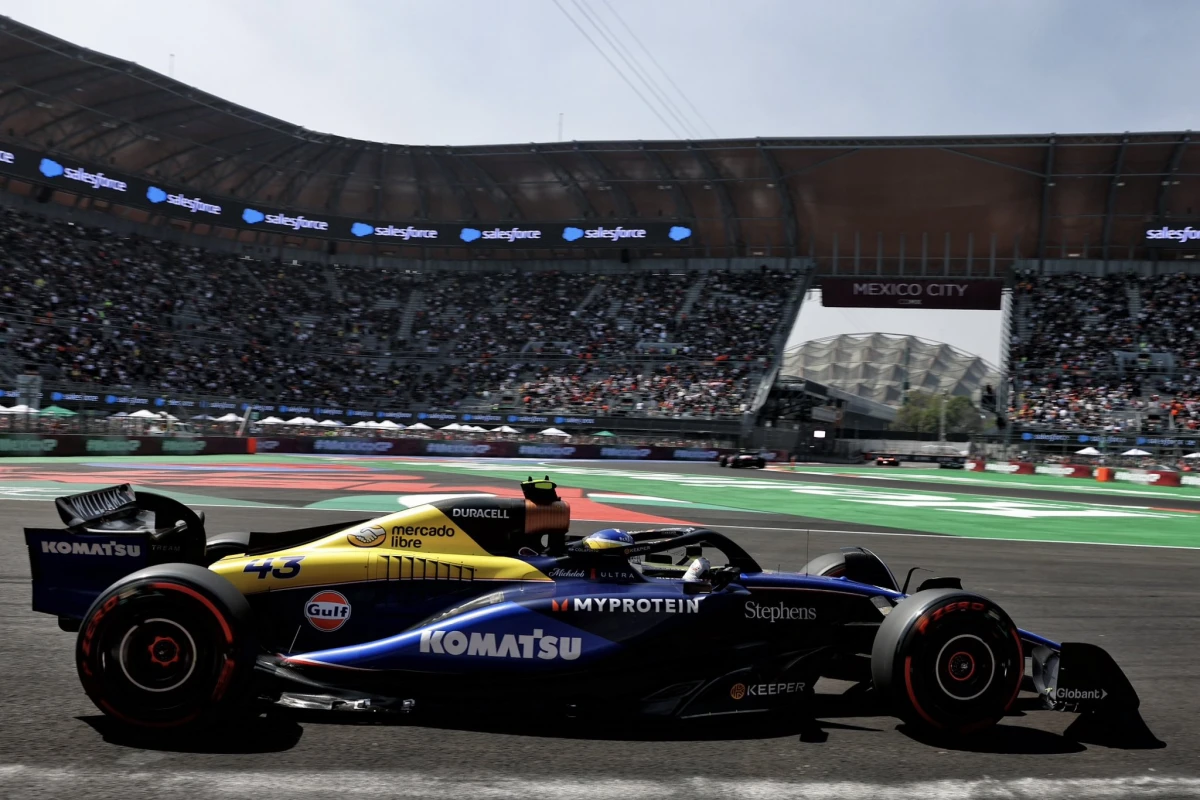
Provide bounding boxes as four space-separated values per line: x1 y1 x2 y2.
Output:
24 479 1140 738
875 455 901 467
719 451 767 469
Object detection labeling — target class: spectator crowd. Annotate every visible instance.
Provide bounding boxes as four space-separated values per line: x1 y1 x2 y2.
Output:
1009 270 1200 432
0 204 800 419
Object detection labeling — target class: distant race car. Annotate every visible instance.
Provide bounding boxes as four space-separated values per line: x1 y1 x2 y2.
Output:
24 478 1141 739
720 451 768 469
875 455 901 467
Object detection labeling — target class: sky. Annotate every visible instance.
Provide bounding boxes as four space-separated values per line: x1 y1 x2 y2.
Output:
0 0 1192 362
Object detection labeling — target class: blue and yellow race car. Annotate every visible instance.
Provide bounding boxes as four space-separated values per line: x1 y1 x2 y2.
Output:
25 478 1141 739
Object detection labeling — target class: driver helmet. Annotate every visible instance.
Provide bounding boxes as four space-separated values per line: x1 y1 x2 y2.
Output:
580 528 635 551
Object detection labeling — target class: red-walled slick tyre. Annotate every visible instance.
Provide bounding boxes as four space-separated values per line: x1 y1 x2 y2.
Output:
76 564 258 729
871 588 1023 735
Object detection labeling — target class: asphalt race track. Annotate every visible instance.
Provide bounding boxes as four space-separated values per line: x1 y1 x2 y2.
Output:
1 458 1199 800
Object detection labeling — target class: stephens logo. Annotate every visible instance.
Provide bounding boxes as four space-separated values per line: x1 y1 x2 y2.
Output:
744 601 817 622
352 222 439 240
305 590 351 631
347 524 387 547
419 627 581 660
40 539 141 557
242 208 329 231
39 158 127 192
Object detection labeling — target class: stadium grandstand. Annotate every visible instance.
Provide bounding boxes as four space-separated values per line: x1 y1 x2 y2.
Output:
1 17 1200 457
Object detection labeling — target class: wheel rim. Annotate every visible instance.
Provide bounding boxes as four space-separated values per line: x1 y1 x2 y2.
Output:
117 617 198 694
934 634 995 702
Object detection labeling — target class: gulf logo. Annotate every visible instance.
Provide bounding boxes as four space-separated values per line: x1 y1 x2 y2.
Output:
305 590 352 632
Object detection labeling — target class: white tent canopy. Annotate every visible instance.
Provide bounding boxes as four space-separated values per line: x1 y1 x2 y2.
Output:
4 404 33 414
440 423 462 431
128 409 159 419
407 422 432 430
213 412 243 423
492 425 519 434
539 427 570 437
285 416 319 426
317 420 344 427
1183 453 1200 459
349 421 372 428
1074 446 1102 456
378 420 403 429
259 416 286 425
1121 448 1152 456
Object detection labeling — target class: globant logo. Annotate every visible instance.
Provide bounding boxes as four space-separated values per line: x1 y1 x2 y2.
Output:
1146 226 1200 243
668 226 692 242
147 185 222 215
242 208 329 231
461 227 543 243
39 158 127 192
563 225 648 242
353 222 439 240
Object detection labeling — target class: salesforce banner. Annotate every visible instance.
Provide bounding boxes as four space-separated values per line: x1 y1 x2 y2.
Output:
0 142 693 249
1145 224 1200 248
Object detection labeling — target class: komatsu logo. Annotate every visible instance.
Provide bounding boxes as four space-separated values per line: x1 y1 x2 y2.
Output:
451 508 509 519
551 597 699 614
41 540 141 557
419 627 581 660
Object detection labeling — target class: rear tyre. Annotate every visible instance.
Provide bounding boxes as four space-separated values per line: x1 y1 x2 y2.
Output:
872 589 1023 735
77 564 258 729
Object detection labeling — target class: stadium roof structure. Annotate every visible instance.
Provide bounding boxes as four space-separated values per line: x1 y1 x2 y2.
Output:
781 333 1000 407
0 17 1197 269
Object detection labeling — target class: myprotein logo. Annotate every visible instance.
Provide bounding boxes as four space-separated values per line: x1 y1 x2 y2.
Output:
551 597 699 614
351 222 438 240
518 445 576 457
242 208 329 231
40 539 141 557
1146 226 1200 243
600 447 652 459
562 225 648 242
86 439 141 454
419 627 581 660
313 440 393 453
425 443 491 455
39 158 128 192
744 601 817 622
460 226 542 243
147 185 222 215
162 439 207 454
0 438 57 453
674 449 718 460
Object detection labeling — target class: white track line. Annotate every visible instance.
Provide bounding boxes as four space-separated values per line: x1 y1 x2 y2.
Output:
0 767 1198 799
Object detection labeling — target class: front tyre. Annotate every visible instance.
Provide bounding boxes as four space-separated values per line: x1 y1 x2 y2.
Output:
871 589 1023 735
77 564 258 728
